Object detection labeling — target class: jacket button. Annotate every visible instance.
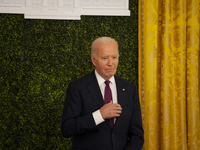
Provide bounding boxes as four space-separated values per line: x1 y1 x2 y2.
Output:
112 134 115 137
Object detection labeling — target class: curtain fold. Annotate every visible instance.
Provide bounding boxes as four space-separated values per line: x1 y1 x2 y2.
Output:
139 0 200 149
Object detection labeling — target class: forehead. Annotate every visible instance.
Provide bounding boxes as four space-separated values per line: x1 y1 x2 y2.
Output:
96 42 119 55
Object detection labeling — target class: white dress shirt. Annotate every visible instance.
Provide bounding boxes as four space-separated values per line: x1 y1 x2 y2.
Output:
92 70 118 125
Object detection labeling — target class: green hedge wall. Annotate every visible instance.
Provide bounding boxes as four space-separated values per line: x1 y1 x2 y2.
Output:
0 1 138 149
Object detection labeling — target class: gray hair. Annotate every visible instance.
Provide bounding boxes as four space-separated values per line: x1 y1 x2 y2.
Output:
91 37 118 56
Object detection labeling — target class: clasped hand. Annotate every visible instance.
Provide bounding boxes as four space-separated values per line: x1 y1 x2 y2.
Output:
100 101 122 119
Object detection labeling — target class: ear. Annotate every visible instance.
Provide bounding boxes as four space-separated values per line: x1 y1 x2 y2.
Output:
91 54 96 66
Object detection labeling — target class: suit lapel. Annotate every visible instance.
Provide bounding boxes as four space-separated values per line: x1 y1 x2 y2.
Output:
87 71 105 108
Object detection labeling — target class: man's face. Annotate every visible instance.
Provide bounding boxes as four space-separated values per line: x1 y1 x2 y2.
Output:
91 42 119 80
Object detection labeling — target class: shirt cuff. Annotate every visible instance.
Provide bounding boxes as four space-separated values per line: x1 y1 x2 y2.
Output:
92 110 105 125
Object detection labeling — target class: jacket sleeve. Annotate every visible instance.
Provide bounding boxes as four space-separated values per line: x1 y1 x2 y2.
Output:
61 82 97 138
125 86 144 150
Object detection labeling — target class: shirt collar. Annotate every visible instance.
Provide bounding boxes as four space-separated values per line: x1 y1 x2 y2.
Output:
95 70 115 86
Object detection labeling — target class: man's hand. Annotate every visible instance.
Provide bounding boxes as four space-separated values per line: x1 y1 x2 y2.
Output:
100 101 122 119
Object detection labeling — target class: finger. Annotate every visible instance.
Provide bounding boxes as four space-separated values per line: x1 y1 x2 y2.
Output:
115 113 121 117
117 107 122 111
116 110 122 114
113 103 121 107
114 105 122 110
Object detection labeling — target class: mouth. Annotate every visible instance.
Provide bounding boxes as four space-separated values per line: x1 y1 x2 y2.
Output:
105 69 114 71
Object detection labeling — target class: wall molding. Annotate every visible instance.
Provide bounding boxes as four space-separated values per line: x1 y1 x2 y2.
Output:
0 0 130 20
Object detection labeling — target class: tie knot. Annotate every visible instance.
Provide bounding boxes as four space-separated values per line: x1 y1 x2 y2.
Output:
105 80 110 86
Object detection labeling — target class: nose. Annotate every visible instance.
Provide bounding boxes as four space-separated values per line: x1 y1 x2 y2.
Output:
107 57 112 65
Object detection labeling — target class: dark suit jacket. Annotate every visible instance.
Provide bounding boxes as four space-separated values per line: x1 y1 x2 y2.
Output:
61 71 144 150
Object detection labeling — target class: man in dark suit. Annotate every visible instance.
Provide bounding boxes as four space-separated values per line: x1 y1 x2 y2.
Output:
61 37 144 150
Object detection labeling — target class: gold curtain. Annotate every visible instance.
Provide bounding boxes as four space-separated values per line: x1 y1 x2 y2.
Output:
138 0 200 149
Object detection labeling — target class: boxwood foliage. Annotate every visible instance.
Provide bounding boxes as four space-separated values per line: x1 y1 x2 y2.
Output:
0 1 138 149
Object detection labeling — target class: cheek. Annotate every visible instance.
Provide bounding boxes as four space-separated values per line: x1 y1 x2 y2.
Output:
99 62 106 68
113 62 118 67
97 63 105 71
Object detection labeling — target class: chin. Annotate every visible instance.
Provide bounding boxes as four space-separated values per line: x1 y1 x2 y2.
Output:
107 73 115 78
103 71 116 79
